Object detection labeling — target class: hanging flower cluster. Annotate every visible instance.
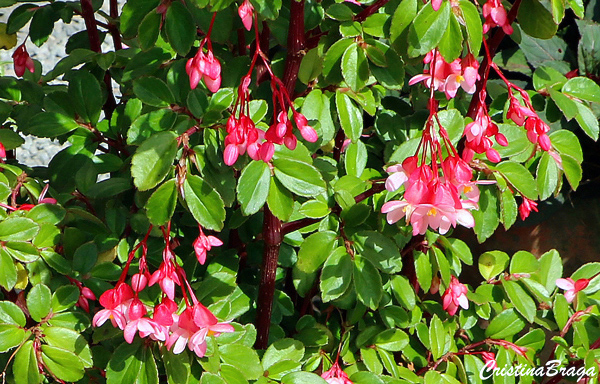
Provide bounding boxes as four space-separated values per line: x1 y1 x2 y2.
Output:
186 14 221 92
463 90 509 163
321 360 353 384
222 5 317 166
442 275 469 316
482 0 513 35
409 51 480 100
381 117 481 235
556 277 590 303
92 224 232 357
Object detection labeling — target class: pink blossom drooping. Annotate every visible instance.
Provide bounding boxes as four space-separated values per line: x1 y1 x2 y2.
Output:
193 226 223 265
442 276 469 316
238 0 254 31
12 44 35 77
518 197 538 221
483 0 513 35
186 44 221 92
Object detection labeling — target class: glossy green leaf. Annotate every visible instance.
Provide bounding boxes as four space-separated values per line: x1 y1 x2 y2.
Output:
133 77 176 107
536 152 559 200
273 158 326 197
237 160 271 216
51 285 80 313
320 247 353 302
574 102 599 141
41 345 85 382
503 280 536 322
460 0 483 55
354 255 383 310
26 112 80 138
478 250 509 280
268 177 294 221
345 140 367 178
13 341 42 384
138 11 161 51
336 91 363 143
561 154 582 190
146 179 178 226
437 14 463 62
0 324 26 353
69 71 102 125
485 308 526 338
131 131 178 191
0 301 26 326
495 161 538 199
184 174 226 231
219 344 263 380
407 2 450 58
518 0 558 39
549 129 583 162
342 44 369 91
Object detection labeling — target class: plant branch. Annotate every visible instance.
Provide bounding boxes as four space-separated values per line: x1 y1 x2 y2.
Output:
109 0 122 50
353 0 390 22
79 0 102 53
255 0 306 350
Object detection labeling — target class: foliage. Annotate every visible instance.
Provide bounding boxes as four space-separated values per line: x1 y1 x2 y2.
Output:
0 0 598 383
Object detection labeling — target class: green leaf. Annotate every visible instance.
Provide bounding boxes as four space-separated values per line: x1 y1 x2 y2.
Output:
26 204 66 226
120 0 160 38
128 109 178 145
429 315 449 359
389 0 417 57
184 174 226 231
4 242 39 263
561 154 582 190
7 4 36 34
262 338 305 370
163 350 191 384
273 158 326 197
51 285 80 313
72 242 98 274
574 102 599 141
69 71 103 125
342 44 369 91
390 275 416 310
326 3 354 21
293 231 338 296
414 250 433 292
133 77 176 107
299 200 329 219
219 344 263 380
146 179 178 226
0 250 17 290
323 38 354 83
437 14 463 62
43 326 93 367
539 249 562 294
0 324 26 353
41 345 85 382
502 280 536 322
478 251 509 280
485 308 526 338
86 178 132 199
281 372 328 384
460 0 483 55
472 186 499 243
551 0 565 23
353 231 402 274
0 217 39 242
336 91 363 143
495 161 538 199
27 283 51 322
408 2 450 58
26 112 80 138
562 76 600 103
131 131 178 191
549 130 583 162
345 140 367 178
237 161 271 216
320 247 353 302
267 177 294 221
537 152 559 200
13 341 42 384
299 47 324 85
0 301 26 326
518 0 558 39
374 329 409 352
106 340 158 384
354 255 383 310
0 129 24 150
138 11 161 51
548 88 577 120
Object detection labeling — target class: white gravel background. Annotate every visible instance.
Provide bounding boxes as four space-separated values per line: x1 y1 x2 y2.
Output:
0 1 123 167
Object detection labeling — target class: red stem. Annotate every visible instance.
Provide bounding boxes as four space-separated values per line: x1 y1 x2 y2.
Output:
109 0 122 50
255 0 306 350
354 0 390 22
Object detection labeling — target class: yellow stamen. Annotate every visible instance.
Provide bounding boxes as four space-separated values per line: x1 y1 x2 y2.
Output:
464 185 473 193
457 75 465 82
428 207 437 216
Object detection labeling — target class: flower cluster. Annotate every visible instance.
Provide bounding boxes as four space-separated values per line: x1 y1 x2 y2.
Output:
92 225 232 357
223 4 317 166
12 43 34 77
442 276 469 316
321 361 353 384
482 0 513 35
67 277 96 313
381 131 481 236
186 40 221 93
506 89 551 151
463 91 508 163
409 51 479 100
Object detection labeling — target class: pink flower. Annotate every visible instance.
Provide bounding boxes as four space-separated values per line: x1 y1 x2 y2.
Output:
0 143 6 159
556 278 590 303
507 95 535 126
482 0 513 35
92 283 134 330
238 0 254 31
294 113 318 143
409 51 478 99
321 361 353 384
518 197 538 221
442 276 469 316
12 44 35 77
481 352 498 370
148 250 181 300
193 226 223 265
186 48 221 92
